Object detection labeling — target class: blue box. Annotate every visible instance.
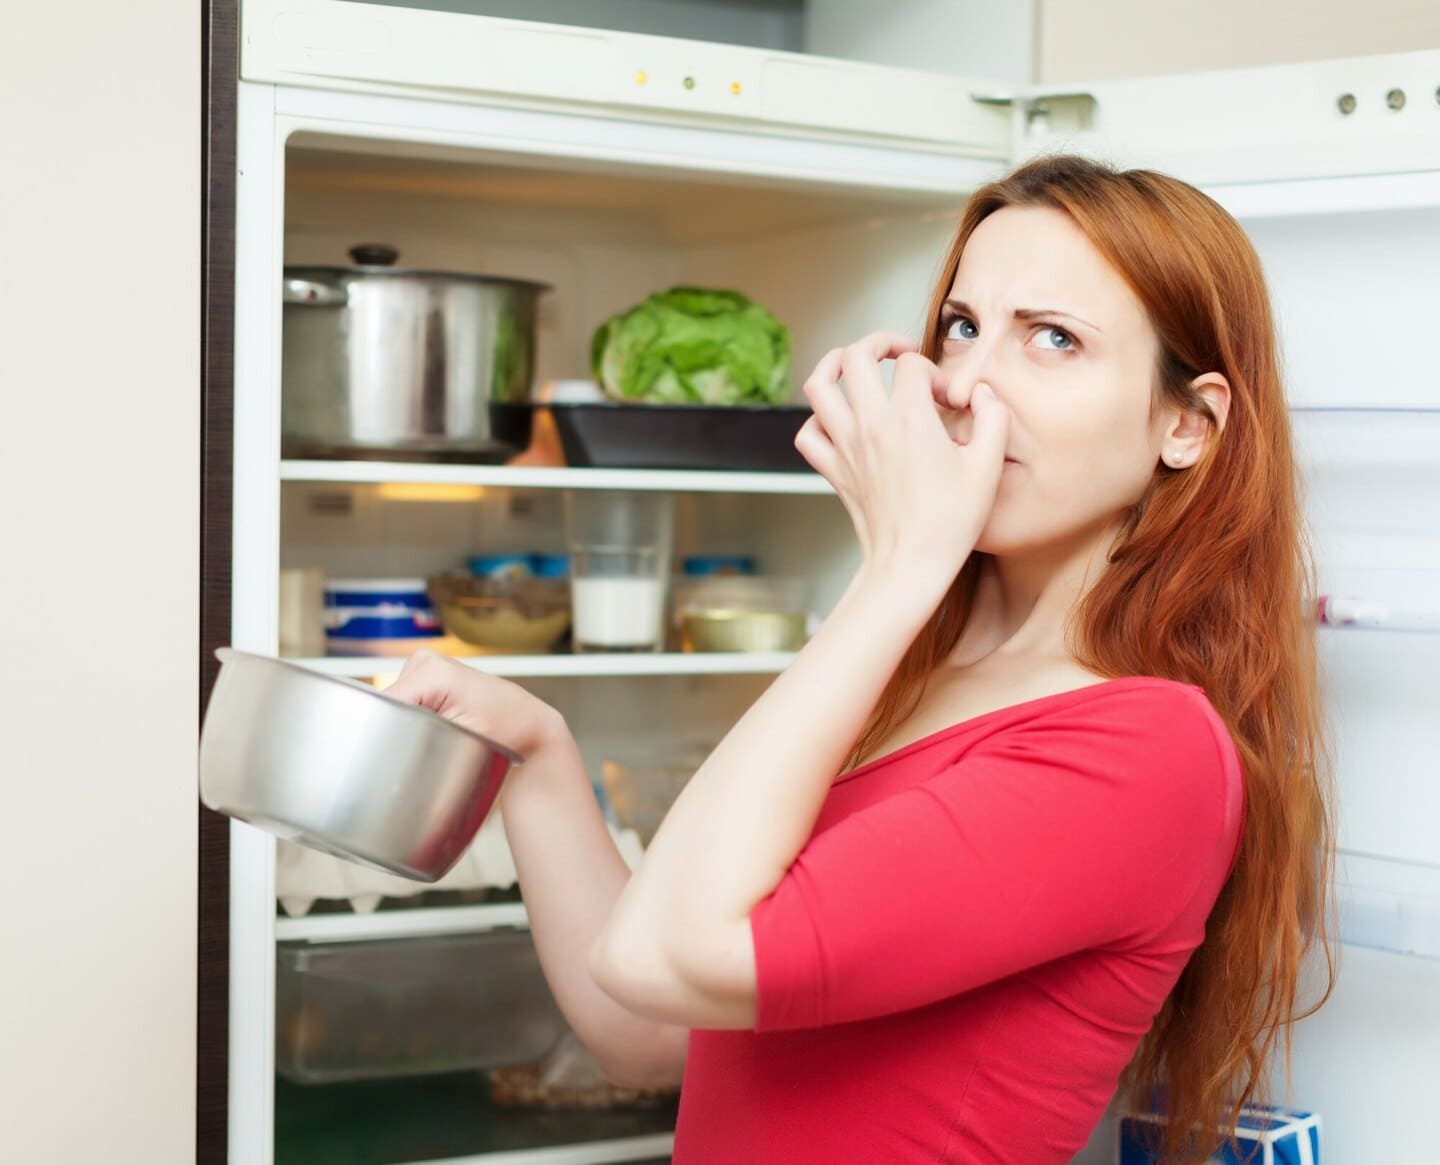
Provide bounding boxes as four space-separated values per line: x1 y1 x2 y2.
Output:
1119 1104 1320 1165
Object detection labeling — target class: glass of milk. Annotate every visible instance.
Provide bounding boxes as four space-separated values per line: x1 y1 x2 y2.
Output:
565 491 675 653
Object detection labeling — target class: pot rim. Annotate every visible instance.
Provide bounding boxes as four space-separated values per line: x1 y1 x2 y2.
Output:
213 647 525 765
282 265 552 294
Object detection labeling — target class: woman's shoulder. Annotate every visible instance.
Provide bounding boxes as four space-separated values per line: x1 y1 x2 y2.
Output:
850 666 1211 767
988 673 1238 769
844 668 1240 798
969 674 1245 829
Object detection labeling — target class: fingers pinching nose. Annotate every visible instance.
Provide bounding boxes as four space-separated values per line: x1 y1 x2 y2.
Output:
939 376 976 412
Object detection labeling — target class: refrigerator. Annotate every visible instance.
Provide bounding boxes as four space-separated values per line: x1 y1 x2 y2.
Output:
204 1 1440 1159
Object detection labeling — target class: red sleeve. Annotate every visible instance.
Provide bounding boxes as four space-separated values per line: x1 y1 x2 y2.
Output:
749 685 1241 1032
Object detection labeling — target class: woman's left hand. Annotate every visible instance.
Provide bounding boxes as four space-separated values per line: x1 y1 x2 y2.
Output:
795 331 1011 588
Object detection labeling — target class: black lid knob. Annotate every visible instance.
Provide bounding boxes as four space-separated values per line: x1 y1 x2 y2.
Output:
348 243 399 267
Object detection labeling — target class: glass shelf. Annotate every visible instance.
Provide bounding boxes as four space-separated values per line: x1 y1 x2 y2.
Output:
291 651 797 680
281 460 832 496
1336 851 1440 962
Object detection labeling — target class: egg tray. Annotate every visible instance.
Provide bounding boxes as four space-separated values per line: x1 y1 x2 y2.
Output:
277 813 644 917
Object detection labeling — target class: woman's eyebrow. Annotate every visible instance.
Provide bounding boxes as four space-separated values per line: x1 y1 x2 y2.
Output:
944 298 1102 333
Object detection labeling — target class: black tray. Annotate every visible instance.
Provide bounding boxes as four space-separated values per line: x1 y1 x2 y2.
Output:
547 402 814 473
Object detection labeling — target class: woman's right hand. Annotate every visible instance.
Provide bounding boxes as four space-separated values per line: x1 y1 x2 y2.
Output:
385 649 567 762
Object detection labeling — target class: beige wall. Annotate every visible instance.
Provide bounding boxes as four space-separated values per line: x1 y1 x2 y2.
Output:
0 2 199 1161
805 0 1035 84
1039 0 1440 82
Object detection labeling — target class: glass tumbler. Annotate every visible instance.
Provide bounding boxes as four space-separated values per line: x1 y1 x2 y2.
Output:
564 491 675 653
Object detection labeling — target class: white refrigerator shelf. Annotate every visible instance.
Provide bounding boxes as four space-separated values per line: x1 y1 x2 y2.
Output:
291 651 798 680
391 1134 675 1165
1336 850 1440 961
274 850 1440 961
281 459 833 495
276 902 530 943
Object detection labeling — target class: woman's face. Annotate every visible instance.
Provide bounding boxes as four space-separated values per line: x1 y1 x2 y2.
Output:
935 204 1171 559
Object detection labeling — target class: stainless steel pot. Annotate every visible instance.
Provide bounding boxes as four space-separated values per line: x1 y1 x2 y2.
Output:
199 648 522 882
282 244 548 461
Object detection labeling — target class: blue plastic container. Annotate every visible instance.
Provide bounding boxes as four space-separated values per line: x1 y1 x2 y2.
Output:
323 579 442 650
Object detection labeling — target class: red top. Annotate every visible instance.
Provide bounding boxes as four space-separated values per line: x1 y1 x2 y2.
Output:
671 676 1244 1164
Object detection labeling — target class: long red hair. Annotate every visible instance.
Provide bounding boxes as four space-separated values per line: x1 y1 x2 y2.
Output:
849 154 1336 1162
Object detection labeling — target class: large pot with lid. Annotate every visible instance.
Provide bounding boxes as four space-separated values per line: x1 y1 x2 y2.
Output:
282 244 547 461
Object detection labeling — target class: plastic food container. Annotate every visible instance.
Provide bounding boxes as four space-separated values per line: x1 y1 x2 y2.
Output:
275 930 567 1084
427 572 571 654
681 555 756 577
324 578 443 656
466 554 535 580
488 1029 680 1110
599 758 698 846
673 576 809 653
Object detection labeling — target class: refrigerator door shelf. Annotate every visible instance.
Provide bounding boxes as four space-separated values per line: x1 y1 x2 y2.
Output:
1338 850 1440 961
1295 409 1440 545
1318 591 1440 635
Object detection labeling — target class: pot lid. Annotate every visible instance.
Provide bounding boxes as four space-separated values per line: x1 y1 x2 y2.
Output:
283 243 551 293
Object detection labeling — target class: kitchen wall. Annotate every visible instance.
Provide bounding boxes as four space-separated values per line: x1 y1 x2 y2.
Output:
361 0 807 51
805 0 1035 84
0 1 199 1162
1038 0 1440 82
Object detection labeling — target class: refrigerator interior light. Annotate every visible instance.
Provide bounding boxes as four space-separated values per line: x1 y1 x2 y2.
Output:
375 483 488 504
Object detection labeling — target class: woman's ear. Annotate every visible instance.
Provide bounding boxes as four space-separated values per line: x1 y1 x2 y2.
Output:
1160 372 1231 469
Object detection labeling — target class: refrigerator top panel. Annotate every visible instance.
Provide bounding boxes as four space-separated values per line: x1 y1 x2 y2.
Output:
240 0 1012 154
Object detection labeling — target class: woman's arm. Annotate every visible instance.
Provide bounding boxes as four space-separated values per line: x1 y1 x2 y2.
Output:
386 656 688 1088
589 569 944 1029
498 726 689 1088
589 334 1010 1029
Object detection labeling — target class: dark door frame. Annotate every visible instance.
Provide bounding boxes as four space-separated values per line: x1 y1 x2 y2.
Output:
200 0 239 1159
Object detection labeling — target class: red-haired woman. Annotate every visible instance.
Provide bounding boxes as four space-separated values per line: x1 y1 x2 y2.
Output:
390 153 1335 1165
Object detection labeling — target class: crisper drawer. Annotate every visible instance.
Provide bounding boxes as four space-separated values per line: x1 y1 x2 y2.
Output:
277 930 567 1083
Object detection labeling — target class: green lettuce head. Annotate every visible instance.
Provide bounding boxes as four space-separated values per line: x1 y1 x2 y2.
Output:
590 287 791 405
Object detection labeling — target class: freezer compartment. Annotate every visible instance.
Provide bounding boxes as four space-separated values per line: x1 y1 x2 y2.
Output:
276 931 567 1083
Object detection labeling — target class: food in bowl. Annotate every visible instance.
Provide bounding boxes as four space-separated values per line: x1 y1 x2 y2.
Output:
682 609 808 653
427 572 571 653
673 575 809 653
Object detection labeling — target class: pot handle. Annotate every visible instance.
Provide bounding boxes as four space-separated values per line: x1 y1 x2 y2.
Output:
282 277 348 306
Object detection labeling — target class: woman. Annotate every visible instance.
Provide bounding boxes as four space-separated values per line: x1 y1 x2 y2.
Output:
389 154 1335 1164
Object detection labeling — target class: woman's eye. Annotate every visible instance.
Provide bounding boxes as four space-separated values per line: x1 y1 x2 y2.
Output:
943 316 979 341
1032 326 1076 352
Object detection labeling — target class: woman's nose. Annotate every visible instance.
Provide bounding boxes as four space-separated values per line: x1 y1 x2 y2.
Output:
940 378 995 413
938 349 1004 413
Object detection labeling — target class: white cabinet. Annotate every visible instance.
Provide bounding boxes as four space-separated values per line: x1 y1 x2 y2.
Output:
224 7 1440 1160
